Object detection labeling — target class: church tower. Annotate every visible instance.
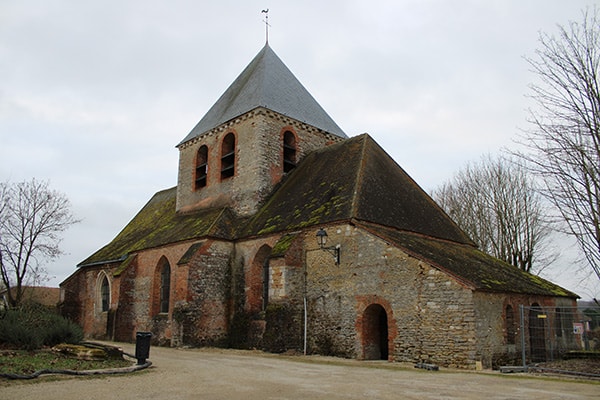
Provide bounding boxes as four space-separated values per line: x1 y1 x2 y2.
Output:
175 44 347 216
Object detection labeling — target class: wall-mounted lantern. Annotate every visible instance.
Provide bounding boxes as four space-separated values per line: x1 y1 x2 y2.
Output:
316 228 340 265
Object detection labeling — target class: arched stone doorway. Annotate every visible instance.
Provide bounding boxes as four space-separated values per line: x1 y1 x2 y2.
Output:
362 304 389 360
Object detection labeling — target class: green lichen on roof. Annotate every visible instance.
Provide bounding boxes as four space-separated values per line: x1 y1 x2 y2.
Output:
243 134 472 246
361 222 578 298
79 187 240 266
271 233 298 258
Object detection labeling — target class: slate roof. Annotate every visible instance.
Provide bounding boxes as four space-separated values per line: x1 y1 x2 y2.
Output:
243 134 473 245
178 44 347 146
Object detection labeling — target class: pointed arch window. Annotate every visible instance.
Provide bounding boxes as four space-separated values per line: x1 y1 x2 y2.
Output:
221 133 236 180
283 131 297 173
100 276 110 312
159 261 171 314
195 145 208 190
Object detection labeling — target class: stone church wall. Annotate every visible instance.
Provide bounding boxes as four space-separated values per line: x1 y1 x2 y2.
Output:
183 240 234 346
60 264 121 340
473 292 577 368
304 225 479 367
176 109 343 215
61 225 575 369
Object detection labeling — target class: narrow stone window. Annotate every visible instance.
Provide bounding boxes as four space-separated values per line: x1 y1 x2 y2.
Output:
100 276 110 312
221 133 235 180
283 131 297 173
505 304 516 344
160 261 171 314
195 145 208 189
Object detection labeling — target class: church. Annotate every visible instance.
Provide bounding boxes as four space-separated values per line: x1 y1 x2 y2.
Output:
60 43 578 368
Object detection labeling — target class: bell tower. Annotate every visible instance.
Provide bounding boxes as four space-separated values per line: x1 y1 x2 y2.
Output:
175 44 347 216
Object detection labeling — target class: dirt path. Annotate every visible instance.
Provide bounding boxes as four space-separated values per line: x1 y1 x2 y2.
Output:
1 342 598 399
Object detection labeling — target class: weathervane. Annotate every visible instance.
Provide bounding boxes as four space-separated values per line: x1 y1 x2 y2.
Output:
261 9 270 43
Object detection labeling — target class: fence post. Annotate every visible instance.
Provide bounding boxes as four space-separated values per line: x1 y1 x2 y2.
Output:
547 309 553 361
519 304 526 369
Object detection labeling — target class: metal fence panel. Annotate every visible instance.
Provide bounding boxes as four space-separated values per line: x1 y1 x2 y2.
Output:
518 305 584 367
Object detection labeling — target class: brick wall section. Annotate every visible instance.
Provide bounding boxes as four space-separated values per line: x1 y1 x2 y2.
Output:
176 108 344 216
60 264 119 339
59 270 85 326
114 258 136 341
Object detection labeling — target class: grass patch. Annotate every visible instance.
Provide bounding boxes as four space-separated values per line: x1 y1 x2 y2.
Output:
0 350 132 376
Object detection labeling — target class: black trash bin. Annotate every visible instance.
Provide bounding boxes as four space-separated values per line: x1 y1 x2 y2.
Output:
135 331 152 365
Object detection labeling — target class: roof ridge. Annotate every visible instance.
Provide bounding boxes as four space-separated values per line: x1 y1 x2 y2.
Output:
349 134 369 218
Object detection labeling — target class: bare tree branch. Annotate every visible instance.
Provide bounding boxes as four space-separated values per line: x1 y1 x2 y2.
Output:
515 7 600 282
432 154 556 274
0 179 79 307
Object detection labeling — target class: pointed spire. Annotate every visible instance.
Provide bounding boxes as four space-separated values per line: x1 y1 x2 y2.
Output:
179 45 347 145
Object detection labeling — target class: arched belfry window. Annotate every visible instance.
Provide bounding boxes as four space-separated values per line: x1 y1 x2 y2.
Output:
283 131 297 173
221 133 236 180
159 260 171 314
100 275 110 312
195 145 208 189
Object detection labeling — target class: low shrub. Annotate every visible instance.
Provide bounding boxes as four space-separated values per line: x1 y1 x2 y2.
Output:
0 302 83 350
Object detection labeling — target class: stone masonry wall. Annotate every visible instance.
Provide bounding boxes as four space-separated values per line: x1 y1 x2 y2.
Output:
473 292 577 368
303 224 479 367
176 108 344 215
123 242 192 344
184 240 234 346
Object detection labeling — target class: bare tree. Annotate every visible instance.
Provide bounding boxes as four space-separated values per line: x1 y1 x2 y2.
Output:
432 154 555 274
0 179 78 307
516 8 600 281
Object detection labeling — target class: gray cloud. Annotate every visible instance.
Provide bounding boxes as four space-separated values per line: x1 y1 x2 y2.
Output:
1 0 596 296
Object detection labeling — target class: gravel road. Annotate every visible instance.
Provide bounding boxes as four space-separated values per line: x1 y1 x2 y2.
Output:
1 342 598 399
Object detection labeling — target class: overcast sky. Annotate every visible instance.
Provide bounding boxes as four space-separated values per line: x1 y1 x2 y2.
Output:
1 0 598 298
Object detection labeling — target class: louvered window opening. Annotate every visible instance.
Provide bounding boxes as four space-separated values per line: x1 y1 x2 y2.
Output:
283 131 297 173
221 133 235 179
195 145 208 189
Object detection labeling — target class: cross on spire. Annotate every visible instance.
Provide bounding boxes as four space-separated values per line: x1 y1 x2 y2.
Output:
261 9 270 44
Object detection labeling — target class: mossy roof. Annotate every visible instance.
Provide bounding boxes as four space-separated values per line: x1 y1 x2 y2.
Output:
243 134 472 245
78 187 240 267
79 135 576 298
358 222 578 298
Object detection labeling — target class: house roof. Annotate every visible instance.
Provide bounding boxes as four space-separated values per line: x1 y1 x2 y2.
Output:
78 188 241 267
243 134 473 245
178 44 347 146
357 222 578 298
0 286 61 306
